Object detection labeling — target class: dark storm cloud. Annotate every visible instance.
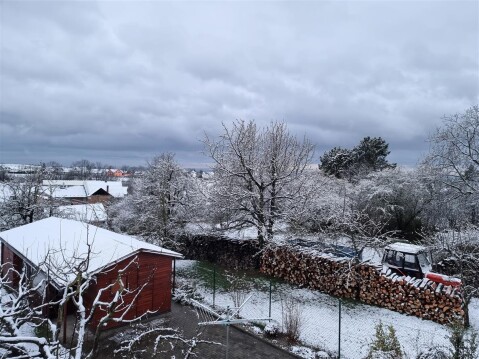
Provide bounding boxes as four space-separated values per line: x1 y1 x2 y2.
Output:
0 0 477 167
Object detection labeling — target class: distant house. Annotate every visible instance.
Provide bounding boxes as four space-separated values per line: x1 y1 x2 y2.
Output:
106 169 127 178
43 180 128 205
46 185 88 204
0 217 182 329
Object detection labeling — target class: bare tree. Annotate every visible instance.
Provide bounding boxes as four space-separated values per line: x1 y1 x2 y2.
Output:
433 229 479 328
0 261 59 358
71 160 95 180
225 271 248 310
114 320 220 359
45 161 65 180
109 153 192 245
280 294 302 344
0 167 50 230
424 105 479 226
204 120 314 246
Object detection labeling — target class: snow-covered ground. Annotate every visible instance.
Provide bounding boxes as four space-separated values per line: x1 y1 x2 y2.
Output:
176 260 479 359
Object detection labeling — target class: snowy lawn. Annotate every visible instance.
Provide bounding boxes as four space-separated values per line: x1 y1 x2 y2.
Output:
175 260 479 359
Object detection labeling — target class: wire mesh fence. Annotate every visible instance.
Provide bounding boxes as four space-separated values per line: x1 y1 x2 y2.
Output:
174 259 460 359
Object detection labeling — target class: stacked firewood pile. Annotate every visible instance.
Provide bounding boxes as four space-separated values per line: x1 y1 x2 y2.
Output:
358 265 464 324
260 245 464 324
261 245 360 299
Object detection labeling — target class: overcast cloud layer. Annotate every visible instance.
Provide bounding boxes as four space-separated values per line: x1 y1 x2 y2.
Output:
1 1 478 167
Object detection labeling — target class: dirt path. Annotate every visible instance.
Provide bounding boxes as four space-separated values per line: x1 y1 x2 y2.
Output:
98 301 298 358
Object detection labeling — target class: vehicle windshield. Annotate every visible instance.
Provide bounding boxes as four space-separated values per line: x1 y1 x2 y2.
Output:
404 254 418 270
417 253 430 268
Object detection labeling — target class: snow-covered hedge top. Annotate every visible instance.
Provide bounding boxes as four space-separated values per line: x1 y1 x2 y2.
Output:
0 217 182 286
271 241 349 262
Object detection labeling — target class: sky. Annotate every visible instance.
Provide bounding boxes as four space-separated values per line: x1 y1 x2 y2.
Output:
0 0 478 168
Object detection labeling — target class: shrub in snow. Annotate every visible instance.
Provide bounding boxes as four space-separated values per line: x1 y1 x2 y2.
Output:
172 282 203 305
315 350 331 359
225 271 249 312
281 295 302 344
250 325 263 335
263 321 280 338
366 322 403 359
290 346 332 359
416 348 449 359
447 322 478 359
290 346 315 358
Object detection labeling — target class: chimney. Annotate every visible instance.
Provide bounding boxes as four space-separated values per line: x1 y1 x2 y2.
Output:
107 185 109 194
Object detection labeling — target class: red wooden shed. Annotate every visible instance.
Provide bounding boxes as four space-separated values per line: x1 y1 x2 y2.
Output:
0 217 182 330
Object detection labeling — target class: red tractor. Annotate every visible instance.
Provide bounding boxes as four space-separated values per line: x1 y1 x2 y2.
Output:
382 242 461 288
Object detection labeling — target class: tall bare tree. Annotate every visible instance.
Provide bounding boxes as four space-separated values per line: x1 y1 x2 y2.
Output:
0 167 50 230
424 105 479 215
109 153 192 245
204 120 314 246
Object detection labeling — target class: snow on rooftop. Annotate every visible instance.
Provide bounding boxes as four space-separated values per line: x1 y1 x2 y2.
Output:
57 203 107 222
0 217 182 286
0 164 40 171
386 242 426 254
84 181 127 197
43 180 127 198
46 185 87 198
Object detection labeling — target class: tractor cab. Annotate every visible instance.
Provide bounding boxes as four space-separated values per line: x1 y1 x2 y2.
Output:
382 242 432 278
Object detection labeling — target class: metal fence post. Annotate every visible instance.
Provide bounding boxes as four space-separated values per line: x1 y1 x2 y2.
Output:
338 298 342 358
213 264 216 308
269 279 272 318
172 259 176 294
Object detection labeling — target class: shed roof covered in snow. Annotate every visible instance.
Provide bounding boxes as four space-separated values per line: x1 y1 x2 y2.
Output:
0 217 182 286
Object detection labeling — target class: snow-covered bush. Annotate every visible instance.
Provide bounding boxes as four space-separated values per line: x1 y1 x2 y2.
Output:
263 321 280 338
290 346 332 359
416 348 449 359
172 282 204 305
